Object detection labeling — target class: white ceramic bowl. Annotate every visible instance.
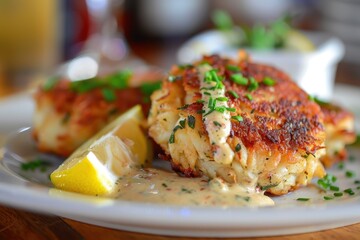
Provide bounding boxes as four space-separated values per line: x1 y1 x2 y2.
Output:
177 30 344 100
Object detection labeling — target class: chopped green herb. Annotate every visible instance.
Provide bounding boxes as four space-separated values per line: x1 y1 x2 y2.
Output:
248 77 259 91
344 188 355 195
188 115 196 129
140 81 162 98
203 92 211 96
71 78 103 93
196 99 205 103
226 65 240 72
101 88 116 102
245 93 253 101
177 104 189 110
317 174 337 190
330 185 340 191
231 116 243 122
105 70 132 89
235 143 241 152
337 162 344 170
162 183 168 188
181 188 193 194
354 180 360 184
346 171 355 178
216 97 228 102
42 76 59 91
263 76 276 86
226 107 236 112
212 9 233 31
334 192 343 197
179 119 186 128
21 159 51 172
297 198 310 201
324 196 334 200
230 73 248 85
227 90 239 99
178 64 193 70
260 183 279 191
213 121 222 127
169 133 175 144
235 195 250 202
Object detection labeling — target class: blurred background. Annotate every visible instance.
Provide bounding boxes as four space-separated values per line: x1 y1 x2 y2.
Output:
0 0 359 96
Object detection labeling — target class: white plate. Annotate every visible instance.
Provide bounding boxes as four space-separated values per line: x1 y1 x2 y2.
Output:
0 85 360 238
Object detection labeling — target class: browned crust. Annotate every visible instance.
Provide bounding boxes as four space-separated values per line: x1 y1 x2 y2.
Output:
168 55 325 155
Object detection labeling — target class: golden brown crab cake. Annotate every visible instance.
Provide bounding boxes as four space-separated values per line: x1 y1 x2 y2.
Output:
319 101 356 167
148 54 327 195
33 71 162 157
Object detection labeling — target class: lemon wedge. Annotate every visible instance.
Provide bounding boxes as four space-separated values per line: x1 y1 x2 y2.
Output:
284 30 315 52
50 105 150 196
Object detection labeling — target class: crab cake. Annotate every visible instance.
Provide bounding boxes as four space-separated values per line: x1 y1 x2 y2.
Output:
148 54 327 195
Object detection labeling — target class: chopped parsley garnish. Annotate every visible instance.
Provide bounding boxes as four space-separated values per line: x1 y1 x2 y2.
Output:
329 185 340 191
216 97 228 102
334 192 343 197
21 159 51 172
297 198 310 201
235 195 250 202
337 162 345 170
245 93 253 101
179 119 186 128
42 76 59 91
263 76 276 86
181 187 193 194
346 171 355 178
226 65 240 72
162 183 168 188
169 133 175 144
317 174 337 190
177 104 189 110
248 77 259 91
196 99 205 103
212 9 233 31
188 115 196 129
71 78 103 93
227 90 239 99
140 81 162 98
101 88 116 102
324 196 334 200
169 123 185 144
231 116 243 122
105 70 132 89
213 121 222 127
235 143 241 152
178 64 193 70
259 183 279 191
344 188 355 195
230 73 248 85
354 180 360 184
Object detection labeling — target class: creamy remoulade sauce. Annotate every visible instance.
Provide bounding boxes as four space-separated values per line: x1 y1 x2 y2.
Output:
114 167 274 207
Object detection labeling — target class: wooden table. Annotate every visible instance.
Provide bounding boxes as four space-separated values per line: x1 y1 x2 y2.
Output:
1 39 360 240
